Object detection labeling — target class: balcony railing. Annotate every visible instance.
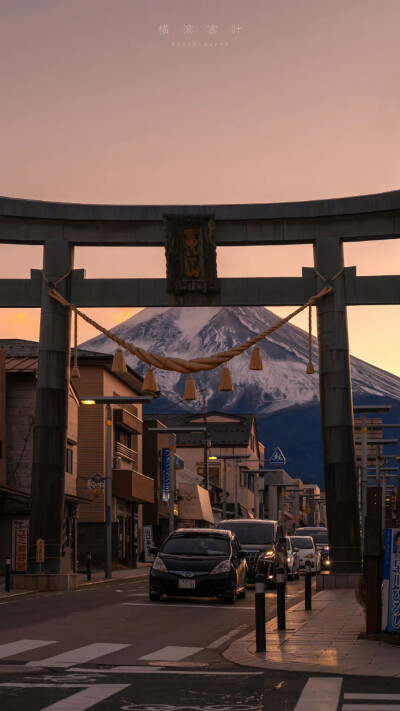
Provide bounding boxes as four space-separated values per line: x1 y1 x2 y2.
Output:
115 441 137 465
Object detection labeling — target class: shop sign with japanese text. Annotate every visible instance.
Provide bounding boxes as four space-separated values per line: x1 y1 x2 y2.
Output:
383 528 400 631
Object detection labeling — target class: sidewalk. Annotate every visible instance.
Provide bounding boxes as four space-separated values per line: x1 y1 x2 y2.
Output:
224 589 400 677
0 563 150 598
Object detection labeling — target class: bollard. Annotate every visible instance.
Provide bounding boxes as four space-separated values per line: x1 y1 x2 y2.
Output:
5 555 11 593
305 560 312 610
255 573 266 652
276 566 286 630
87 552 92 582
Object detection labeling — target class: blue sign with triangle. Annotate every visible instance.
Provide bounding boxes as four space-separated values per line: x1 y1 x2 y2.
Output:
270 447 286 465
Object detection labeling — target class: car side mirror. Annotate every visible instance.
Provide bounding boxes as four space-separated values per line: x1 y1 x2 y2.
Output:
149 546 159 556
237 550 247 559
294 548 299 553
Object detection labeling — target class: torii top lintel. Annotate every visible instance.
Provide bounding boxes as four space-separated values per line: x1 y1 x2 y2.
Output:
0 190 399 246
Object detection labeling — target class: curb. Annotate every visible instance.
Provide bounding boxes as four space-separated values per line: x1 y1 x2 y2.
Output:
223 590 400 677
77 572 149 588
0 570 149 599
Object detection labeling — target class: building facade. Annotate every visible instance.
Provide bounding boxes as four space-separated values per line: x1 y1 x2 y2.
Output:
0 340 82 575
73 350 154 568
156 412 265 521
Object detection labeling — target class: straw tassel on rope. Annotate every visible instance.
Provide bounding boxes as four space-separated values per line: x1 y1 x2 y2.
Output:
219 365 234 392
306 305 315 375
70 310 80 379
112 347 128 373
249 345 263 371
142 366 159 394
183 374 198 401
49 283 331 378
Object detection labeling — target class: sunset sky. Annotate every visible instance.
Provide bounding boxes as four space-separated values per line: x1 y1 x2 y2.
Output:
0 0 399 375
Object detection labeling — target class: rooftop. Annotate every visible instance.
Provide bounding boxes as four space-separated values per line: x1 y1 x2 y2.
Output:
144 411 257 448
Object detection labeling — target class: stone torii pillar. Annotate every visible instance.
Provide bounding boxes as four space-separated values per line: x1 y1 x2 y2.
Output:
314 235 361 575
27 238 74 584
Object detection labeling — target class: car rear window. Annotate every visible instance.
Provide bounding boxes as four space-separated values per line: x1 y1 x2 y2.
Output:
291 537 314 549
162 534 230 557
217 522 274 545
296 529 328 545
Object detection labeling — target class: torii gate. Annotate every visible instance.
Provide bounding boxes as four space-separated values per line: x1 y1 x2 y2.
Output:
0 191 399 584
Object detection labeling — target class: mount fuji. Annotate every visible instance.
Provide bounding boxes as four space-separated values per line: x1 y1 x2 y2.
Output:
81 306 400 487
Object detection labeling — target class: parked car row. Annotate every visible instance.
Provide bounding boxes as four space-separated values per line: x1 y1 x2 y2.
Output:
148 521 330 604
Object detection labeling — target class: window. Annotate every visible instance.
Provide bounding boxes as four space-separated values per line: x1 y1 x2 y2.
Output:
162 534 230 557
116 428 132 448
239 468 254 491
66 448 73 474
217 521 275 545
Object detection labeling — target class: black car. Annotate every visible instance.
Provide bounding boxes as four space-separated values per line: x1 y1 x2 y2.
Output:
149 528 247 604
216 519 283 586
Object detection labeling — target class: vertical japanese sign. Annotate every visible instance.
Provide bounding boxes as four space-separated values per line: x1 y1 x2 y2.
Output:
161 448 170 502
164 214 218 295
12 519 29 572
383 528 400 631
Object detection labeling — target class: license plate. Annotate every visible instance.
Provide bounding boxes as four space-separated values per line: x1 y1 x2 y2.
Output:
178 579 196 589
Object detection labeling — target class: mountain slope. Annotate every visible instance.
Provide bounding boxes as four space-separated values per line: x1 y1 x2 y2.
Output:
81 306 400 485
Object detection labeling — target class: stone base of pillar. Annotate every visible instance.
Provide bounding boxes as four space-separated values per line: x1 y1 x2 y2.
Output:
12 574 77 592
316 572 361 591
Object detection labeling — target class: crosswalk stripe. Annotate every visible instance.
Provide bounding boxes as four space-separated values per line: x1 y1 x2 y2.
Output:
139 645 202 661
0 640 56 659
38 683 130 711
343 706 400 711
293 677 343 711
122 603 254 610
0 684 89 688
343 694 400 708
26 643 130 668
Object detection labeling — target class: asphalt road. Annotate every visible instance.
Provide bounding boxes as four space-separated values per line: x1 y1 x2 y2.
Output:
0 576 307 667
2 576 400 711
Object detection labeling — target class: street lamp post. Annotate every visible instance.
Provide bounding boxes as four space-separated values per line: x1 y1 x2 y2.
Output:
106 403 112 579
80 395 154 579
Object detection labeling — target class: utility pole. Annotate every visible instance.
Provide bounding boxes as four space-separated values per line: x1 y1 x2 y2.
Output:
222 459 227 519
105 404 113 579
234 459 239 519
361 413 368 544
254 472 259 519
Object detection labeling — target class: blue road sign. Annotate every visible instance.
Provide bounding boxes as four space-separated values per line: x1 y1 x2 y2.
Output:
270 447 286 465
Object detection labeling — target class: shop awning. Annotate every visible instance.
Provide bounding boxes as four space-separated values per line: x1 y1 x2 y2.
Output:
178 483 214 524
